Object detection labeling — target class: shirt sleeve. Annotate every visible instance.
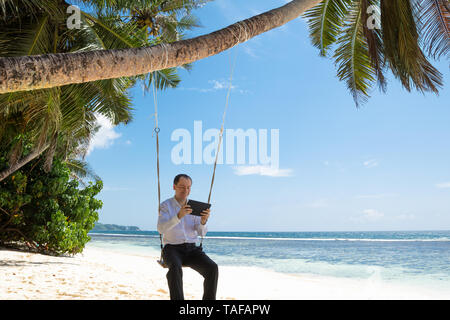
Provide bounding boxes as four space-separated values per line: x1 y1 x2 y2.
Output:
195 218 208 237
157 201 180 234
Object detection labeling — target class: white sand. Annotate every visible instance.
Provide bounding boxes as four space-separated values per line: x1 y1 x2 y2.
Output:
1 246 448 300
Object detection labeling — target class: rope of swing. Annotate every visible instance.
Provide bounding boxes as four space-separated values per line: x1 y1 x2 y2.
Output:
200 50 238 247
207 50 238 204
154 49 238 250
152 75 164 256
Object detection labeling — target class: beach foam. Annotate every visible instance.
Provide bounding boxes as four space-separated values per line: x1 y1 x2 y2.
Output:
1 245 449 300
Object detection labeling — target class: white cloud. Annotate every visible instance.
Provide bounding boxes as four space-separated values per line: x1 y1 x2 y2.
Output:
355 193 397 199
87 113 122 156
233 165 293 177
362 209 384 221
351 209 385 223
363 159 379 168
436 182 450 189
352 209 416 224
209 79 235 90
179 79 250 94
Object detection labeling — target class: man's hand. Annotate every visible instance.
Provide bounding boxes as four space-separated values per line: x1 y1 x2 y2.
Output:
177 204 192 219
200 208 210 225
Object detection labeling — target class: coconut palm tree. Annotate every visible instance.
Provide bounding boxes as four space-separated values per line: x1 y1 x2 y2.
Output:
0 0 448 182
0 2 133 182
0 0 205 182
304 0 448 105
0 0 448 100
0 0 323 93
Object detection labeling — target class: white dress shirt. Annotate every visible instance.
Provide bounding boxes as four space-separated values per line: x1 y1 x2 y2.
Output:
157 197 208 245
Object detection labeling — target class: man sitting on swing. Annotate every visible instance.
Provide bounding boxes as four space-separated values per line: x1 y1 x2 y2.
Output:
157 174 219 300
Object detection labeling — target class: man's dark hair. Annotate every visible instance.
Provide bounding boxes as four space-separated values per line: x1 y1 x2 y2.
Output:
173 174 192 185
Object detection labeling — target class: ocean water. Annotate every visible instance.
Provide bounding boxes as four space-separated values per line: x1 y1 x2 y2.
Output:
87 230 450 294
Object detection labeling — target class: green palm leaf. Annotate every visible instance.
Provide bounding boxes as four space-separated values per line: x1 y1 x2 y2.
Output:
66 158 101 185
0 0 212 180
81 10 147 49
417 0 450 59
361 0 387 92
145 69 181 91
0 0 63 21
303 0 352 57
381 0 443 93
159 0 211 13
0 14 54 56
333 1 376 106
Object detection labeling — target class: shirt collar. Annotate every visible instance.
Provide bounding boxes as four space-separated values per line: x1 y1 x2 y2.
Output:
172 196 188 208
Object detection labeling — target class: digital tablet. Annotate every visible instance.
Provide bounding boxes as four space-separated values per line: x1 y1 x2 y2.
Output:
187 200 211 216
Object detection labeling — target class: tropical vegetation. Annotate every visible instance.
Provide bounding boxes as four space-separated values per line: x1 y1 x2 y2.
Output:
303 0 449 105
0 0 447 106
0 156 103 255
0 0 207 254
0 0 448 254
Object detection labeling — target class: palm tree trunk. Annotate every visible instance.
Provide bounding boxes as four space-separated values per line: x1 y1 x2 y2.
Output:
0 0 322 94
0 143 50 182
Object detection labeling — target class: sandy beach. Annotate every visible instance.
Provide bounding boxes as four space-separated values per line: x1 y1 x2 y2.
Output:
1 245 449 300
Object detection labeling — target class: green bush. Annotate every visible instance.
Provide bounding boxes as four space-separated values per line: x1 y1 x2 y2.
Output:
0 157 103 255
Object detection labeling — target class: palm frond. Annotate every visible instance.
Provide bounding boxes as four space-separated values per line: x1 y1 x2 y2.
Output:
0 14 54 57
8 137 23 167
303 0 352 57
361 0 387 92
160 0 212 13
43 133 58 173
144 69 181 92
32 87 62 149
417 0 450 59
0 0 63 22
381 0 443 93
0 0 205 177
333 1 376 106
87 79 134 124
81 10 147 49
65 158 101 186
60 78 134 131
175 13 201 39
27 15 51 55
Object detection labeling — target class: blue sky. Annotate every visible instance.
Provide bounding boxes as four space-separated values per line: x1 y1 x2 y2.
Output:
85 0 450 232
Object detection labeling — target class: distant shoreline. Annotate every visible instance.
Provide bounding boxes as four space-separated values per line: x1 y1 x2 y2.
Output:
88 229 450 241
92 227 450 233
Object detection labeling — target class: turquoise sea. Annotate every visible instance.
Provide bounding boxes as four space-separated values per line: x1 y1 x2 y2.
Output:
87 230 450 295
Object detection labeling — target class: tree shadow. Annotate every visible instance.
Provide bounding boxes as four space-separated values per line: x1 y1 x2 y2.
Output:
0 259 67 267
0 247 77 267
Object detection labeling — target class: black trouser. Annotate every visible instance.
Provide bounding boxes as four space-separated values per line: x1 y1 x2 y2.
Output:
162 243 218 300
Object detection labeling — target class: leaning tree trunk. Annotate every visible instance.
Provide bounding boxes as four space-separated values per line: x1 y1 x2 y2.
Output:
0 143 50 182
0 0 322 94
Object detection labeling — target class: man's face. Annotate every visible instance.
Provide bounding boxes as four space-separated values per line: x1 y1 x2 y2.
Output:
173 177 191 200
